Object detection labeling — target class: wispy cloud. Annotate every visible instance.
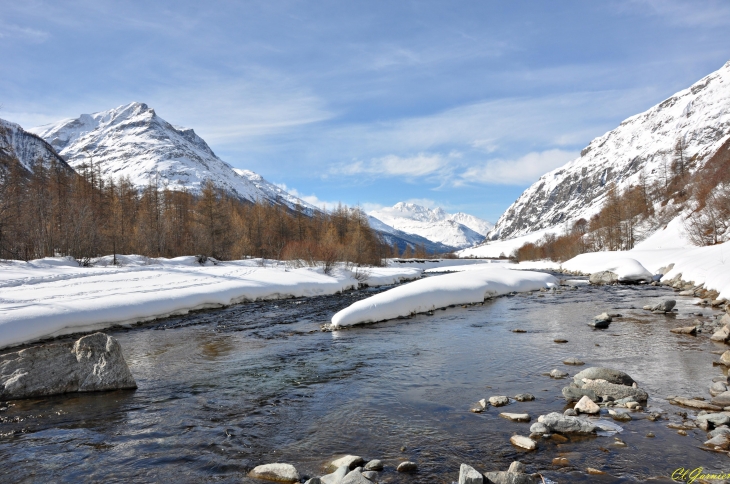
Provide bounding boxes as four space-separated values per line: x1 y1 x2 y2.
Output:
459 149 579 185
333 152 456 179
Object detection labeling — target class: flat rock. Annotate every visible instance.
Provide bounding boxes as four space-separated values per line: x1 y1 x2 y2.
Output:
396 462 417 473
363 460 383 471
562 386 598 403
341 470 371 484
321 466 349 484
652 300 677 312
549 369 568 379
483 472 540 484
536 412 596 434
581 380 648 402
489 396 510 407
711 325 730 342
573 367 635 386
698 413 730 427
500 412 531 422
361 471 377 482
670 326 697 335
574 395 600 414
671 396 723 411
514 393 535 402
509 435 536 450
249 463 300 483
0 332 136 400
331 455 364 470
459 463 483 484
589 271 618 285
563 358 585 365
712 391 730 407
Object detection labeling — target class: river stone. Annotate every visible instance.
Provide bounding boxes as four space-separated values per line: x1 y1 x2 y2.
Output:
321 466 349 484
708 427 730 438
705 433 730 449
483 472 540 484
562 386 599 402
508 461 526 474
581 380 648 402
563 358 585 365
720 351 730 366
489 396 510 407
671 397 723 411
652 300 676 312
396 462 417 473
573 367 635 386
514 393 535 402
710 382 728 397
331 456 364 470
500 412 531 422
589 271 618 285
341 470 370 484
698 413 730 427
712 391 730 407
670 326 697 335
509 435 536 450
549 369 568 379
459 463 483 484
529 422 549 434
363 460 383 471
574 395 600 414
249 463 300 483
361 471 377 482
536 412 597 434
711 325 730 342
0 332 136 400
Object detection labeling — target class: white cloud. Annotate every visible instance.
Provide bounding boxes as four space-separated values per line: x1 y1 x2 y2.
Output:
274 183 343 210
459 149 579 185
334 152 455 179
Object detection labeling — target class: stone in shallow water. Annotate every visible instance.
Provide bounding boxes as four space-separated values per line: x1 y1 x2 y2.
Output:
0 332 136 400
489 396 510 407
536 412 597 434
458 463 483 484
500 412 531 422
549 369 568 379
331 455 364 470
670 326 697 335
562 386 598 402
574 395 600 414
363 460 383 471
249 463 300 483
573 367 635 386
514 393 535 402
321 466 349 484
509 435 536 450
361 471 377 481
396 461 417 473
581 380 648 402
563 357 585 365
341 470 371 484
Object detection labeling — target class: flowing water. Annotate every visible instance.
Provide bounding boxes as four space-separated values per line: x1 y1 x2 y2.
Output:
0 275 728 483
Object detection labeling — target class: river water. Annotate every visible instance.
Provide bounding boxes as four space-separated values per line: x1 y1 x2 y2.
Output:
0 274 728 483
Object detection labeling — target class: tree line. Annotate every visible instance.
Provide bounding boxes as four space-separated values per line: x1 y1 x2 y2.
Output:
0 156 403 269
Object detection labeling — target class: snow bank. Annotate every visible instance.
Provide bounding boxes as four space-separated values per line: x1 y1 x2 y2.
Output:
562 256 653 282
457 224 568 258
329 268 558 329
0 257 421 349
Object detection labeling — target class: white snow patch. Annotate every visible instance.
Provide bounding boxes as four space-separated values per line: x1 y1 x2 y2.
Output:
562 257 653 282
0 257 421 349
329 268 558 329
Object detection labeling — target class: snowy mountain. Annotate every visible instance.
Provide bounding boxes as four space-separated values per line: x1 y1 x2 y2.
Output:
28 102 316 211
490 60 730 240
369 202 492 249
0 118 72 174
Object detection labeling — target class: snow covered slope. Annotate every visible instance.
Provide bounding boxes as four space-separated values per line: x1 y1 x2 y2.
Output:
369 202 492 249
29 102 316 210
0 118 71 173
491 60 730 240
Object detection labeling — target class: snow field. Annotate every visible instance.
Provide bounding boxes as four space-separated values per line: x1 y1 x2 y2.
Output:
0 256 422 349
329 267 559 329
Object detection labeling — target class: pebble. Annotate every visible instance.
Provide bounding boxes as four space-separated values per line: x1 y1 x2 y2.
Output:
514 393 535 402
554 339 569 343
363 460 383 471
549 369 569 379
489 396 510 407
509 435 537 450
249 463 300 483
512 329 527 333
646 432 655 438
396 461 417 473
563 357 585 366
678 430 688 436
552 457 569 466
587 468 606 475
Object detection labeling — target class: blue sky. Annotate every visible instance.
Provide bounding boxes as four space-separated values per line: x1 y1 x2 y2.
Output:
2 0 730 221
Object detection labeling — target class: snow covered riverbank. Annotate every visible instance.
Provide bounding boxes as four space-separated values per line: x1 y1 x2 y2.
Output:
0 256 422 349
329 267 558 329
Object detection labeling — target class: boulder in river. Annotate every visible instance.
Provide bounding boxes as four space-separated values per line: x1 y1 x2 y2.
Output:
589 271 618 285
489 396 510 407
396 462 417 473
458 463 483 484
574 395 600 414
573 367 635 386
330 455 364 470
534 412 597 434
581 380 648 402
500 412 531 422
0 333 136 400
712 391 730 407
249 463 300 483
321 466 349 484
711 325 730 342
514 393 535 402
698 413 730 428
651 300 676 313
549 369 568 379
562 386 598 403
720 351 730 366
710 381 728 397
670 396 722 411
341 470 370 484
670 326 697 335
363 460 383 471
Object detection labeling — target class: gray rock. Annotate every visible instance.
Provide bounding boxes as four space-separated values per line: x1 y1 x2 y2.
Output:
361 471 377 482
529 422 549 434
363 460 383 471
562 386 598 402
305 479 323 484
698 413 730 427
704 433 730 450
710 382 728 397
721 351 730 366
594 313 612 323
652 300 676 312
563 408 577 416
589 271 618 285
508 462 526 474
249 463 300 483
482 471 540 484
0 333 136 400
396 461 417 473
459 463 483 484
499 412 531 422
321 466 349 484
549 369 568 379
536 412 597 434
341 470 371 484
514 393 535 402
574 395 600 414
708 427 730 438
582 380 648 402
710 325 730 342
489 396 510 407
573 367 636 386
563 358 585 365
712 391 730 407
331 456 364 470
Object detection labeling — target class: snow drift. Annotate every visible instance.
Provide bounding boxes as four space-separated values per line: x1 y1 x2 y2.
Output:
562 257 653 283
329 267 558 329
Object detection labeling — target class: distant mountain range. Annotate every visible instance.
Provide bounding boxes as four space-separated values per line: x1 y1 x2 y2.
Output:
369 202 492 250
28 102 316 212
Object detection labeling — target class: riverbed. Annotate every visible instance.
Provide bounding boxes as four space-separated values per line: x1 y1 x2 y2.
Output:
0 275 727 483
